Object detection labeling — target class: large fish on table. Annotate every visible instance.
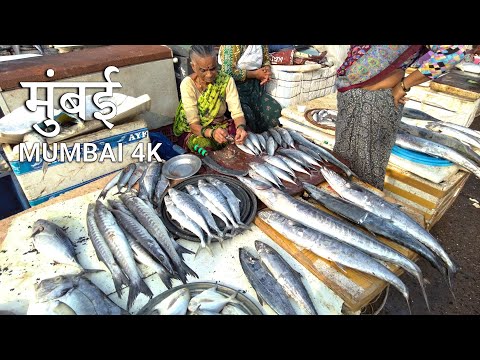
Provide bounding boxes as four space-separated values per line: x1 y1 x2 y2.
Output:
239 248 296 315
34 273 129 315
255 241 318 315
319 164 457 286
236 176 424 300
94 200 153 310
258 210 411 312
31 219 83 270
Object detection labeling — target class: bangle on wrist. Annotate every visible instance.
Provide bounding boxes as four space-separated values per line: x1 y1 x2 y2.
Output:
400 79 410 92
236 123 246 130
210 128 216 139
200 127 208 137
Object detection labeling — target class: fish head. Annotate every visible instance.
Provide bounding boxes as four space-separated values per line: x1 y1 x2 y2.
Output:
238 247 258 266
254 240 275 256
34 275 76 302
236 176 278 206
197 179 207 187
31 219 49 237
95 199 108 212
184 184 197 195
163 195 173 205
87 203 96 216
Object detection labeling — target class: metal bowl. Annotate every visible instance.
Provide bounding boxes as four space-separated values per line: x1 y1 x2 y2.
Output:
162 154 202 180
137 281 265 315
158 174 257 242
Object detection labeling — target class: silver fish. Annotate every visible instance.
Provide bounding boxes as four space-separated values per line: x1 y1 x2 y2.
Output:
249 163 283 188
268 128 283 146
248 168 274 186
126 162 148 192
266 136 278 156
138 162 163 202
31 219 82 270
221 304 248 315
244 136 260 156
116 163 136 194
255 241 317 315
257 210 411 311
94 200 153 310
275 127 295 148
264 163 297 186
276 155 310 175
239 248 296 315
277 148 321 168
247 132 263 153
206 177 246 227
152 288 190 315
236 143 256 156
262 155 296 177
98 171 122 200
187 286 240 313
153 174 170 207
255 132 267 151
86 203 129 298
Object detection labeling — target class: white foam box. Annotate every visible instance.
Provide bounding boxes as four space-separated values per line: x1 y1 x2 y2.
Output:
1 119 149 206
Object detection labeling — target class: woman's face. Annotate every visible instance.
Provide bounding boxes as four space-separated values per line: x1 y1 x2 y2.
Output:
191 54 218 84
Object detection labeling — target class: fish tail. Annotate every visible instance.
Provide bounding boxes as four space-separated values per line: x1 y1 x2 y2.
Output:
127 278 153 311
111 268 129 298
182 260 199 279
194 243 214 259
418 275 431 312
447 270 457 302
174 242 195 258
157 270 174 290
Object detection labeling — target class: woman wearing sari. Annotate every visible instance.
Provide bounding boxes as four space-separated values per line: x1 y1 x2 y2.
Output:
334 45 466 190
173 45 248 152
218 45 282 133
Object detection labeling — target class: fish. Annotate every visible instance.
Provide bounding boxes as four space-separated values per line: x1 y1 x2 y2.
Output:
268 128 283 146
276 148 317 169
244 136 260 155
98 171 122 200
266 136 278 156
239 248 296 315
164 195 213 257
262 155 296 177
220 304 248 315
426 122 480 149
264 163 297 186
31 219 83 270
249 163 283 188
298 144 325 163
236 143 256 156
126 162 148 192
28 300 77 315
153 174 170 207
255 241 317 315
236 176 423 295
275 127 295 148
124 230 175 290
185 184 234 234
34 273 129 315
402 108 440 122
168 188 224 245
120 194 198 283
247 132 263 153
255 132 267 151
110 208 174 274
433 121 480 142
319 164 457 285
257 210 411 311
287 129 357 178
396 132 480 179
86 203 129 298
94 200 153 310
115 163 136 194
151 288 190 315
248 169 273 186
138 162 163 202
187 286 240 313
276 155 310 175
201 156 249 176
206 177 247 228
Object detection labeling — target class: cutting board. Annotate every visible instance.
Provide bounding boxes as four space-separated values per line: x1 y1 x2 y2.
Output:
430 70 480 100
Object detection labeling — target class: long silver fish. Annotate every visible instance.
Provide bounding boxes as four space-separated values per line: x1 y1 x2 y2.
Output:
98 171 122 200
86 203 129 298
437 122 480 142
275 127 295 148
247 132 263 153
277 148 321 168
258 210 411 311
110 208 174 274
153 174 170 207
119 194 198 283
264 163 297 186
31 219 82 270
255 132 267 151
206 177 247 227
276 148 316 169
266 136 278 156
123 230 175 289
255 241 317 315
115 163 136 194
276 155 310 175
94 200 153 310
239 248 296 315
248 168 273 186
126 162 148 192
249 163 283 188
319 165 457 282
396 132 480 179
138 162 163 202
237 176 424 292
268 128 283 146
426 122 480 149
151 288 190 315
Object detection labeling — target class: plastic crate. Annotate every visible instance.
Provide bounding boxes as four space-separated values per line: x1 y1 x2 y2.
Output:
265 64 337 108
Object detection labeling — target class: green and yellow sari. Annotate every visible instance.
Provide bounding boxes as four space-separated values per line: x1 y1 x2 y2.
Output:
174 71 232 152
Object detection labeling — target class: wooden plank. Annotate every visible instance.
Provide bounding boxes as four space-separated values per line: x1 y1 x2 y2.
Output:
254 181 421 312
430 70 480 101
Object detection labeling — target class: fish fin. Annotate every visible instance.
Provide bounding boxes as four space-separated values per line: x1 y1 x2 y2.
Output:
182 261 199 280
127 278 153 311
173 241 195 258
194 244 214 260
110 267 130 298
82 268 106 274
157 271 174 290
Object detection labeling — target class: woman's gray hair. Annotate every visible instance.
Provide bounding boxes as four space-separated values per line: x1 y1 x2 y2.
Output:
189 45 216 60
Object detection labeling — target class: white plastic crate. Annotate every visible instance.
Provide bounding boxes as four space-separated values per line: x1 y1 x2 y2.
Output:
266 64 337 108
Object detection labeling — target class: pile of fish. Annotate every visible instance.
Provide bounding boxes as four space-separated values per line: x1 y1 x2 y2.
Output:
86 196 198 311
239 127 355 188
397 119 480 180
237 175 455 314
308 108 337 127
164 177 251 256
145 286 248 315
239 241 318 315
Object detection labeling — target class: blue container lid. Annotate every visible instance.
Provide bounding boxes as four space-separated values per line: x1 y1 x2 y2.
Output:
392 145 453 166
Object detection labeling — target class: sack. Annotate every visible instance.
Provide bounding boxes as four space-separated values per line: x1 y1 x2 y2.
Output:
269 49 295 65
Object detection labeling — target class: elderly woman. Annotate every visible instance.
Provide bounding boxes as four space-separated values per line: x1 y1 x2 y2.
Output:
173 45 248 152
218 45 282 133
334 45 466 190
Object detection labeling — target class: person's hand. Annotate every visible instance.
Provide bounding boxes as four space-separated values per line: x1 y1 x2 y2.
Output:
392 82 408 108
212 127 228 144
235 127 247 145
255 69 270 86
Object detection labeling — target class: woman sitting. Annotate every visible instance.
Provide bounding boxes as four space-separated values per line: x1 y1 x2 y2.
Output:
173 45 248 152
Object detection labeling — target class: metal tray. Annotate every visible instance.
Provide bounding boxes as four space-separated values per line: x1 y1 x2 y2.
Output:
158 174 257 242
162 154 202 180
137 281 265 315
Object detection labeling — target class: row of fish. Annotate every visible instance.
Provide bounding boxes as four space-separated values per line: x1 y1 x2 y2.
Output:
147 286 246 315
236 172 457 314
239 241 318 315
165 177 250 256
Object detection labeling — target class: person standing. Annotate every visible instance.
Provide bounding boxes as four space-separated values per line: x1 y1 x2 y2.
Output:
334 45 466 190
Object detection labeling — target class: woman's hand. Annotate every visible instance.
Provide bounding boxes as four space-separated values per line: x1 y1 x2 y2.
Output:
392 82 408 108
235 127 248 145
212 127 228 144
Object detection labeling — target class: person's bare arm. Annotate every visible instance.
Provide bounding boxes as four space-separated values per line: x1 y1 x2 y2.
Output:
392 70 430 107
